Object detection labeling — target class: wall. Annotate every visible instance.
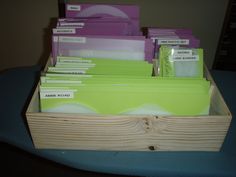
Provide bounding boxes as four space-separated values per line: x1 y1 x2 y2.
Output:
0 0 229 71
0 1 58 71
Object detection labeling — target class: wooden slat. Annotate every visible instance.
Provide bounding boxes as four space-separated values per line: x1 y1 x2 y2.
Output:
26 115 230 151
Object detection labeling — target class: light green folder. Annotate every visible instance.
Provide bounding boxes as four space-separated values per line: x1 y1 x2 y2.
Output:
159 46 203 78
40 79 211 116
48 56 153 76
39 55 211 116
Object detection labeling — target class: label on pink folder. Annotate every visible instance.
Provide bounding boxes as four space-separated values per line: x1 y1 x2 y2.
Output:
158 39 189 45
67 5 81 11
58 36 86 43
53 28 76 34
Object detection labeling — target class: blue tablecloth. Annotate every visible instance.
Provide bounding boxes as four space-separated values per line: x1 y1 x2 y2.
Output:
0 66 236 177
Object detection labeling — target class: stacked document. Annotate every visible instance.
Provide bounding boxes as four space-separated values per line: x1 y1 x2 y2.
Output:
40 56 210 116
52 35 154 64
38 3 211 116
50 3 153 64
54 17 133 36
147 28 200 58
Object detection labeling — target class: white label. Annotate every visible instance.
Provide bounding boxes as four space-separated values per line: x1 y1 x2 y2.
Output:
56 63 95 68
46 73 92 78
40 91 74 99
50 70 86 74
60 22 84 26
53 28 76 34
67 5 81 11
173 49 192 56
151 37 156 43
172 55 199 61
59 36 86 43
45 80 82 84
58 59 92 63
158 39 189 45
57 26 83 29
47 67 87 74
53 36 58 42
58 18 66 22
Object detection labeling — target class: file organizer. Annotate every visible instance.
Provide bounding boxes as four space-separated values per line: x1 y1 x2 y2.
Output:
25 3 231 152
25 56 232 151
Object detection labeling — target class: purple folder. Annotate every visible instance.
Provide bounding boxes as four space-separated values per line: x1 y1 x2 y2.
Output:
57 17 140 35
65 4 140 35
53 22 132 35
148 28 193 37
52 35 154 64
152 34 200 49
65 3 139 19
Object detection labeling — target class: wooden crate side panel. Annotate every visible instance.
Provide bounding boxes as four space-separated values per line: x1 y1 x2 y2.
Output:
26 114 231 151
204 65 232 117
26 84 40 113
210 85 231 116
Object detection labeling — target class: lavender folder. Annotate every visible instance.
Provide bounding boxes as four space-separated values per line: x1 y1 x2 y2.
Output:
52 35 154 64
53 22 132 35
65 3 139 19
65 4 140 35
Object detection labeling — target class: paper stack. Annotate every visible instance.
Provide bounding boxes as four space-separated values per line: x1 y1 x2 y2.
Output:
39 3 211 116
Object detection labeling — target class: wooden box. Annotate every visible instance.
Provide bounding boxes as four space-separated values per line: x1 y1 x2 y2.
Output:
26 58 232 151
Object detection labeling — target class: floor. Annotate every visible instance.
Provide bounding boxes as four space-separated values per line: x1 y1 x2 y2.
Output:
0 142 132 177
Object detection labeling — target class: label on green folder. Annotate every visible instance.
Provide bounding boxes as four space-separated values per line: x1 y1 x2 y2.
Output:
59 36 86 43
40 91 74 99
172 55 199 61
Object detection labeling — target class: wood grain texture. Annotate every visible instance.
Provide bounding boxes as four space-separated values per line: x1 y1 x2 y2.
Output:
26 113 230 151
25 58 232 151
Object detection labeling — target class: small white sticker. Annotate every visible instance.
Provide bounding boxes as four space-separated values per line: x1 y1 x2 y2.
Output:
40 91 74 99
53 36 58 42
67 5 81 11
50 70 86 74
53 28 76 34
60 22 84 26
172 55 199 61
173 49 193 56
59 36 86 43
151 37 156 43
59 59 92 63
45 80 82 84
58 18 66 22
158 39 189 45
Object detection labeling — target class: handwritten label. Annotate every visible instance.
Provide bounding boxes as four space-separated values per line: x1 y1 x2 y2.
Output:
172 55 199 61
60 22 84 26
67 5 81 11
173 49 193 55
158 39 189 45
58 59 92 63
53 28 76 34
40 91 74 99
59 36 86 43
45 80 82 84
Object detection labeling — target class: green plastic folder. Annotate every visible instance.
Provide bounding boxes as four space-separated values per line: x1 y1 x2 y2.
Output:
159 46 203 78
39 55 211 116
40 79 210 115
49 56 153 76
